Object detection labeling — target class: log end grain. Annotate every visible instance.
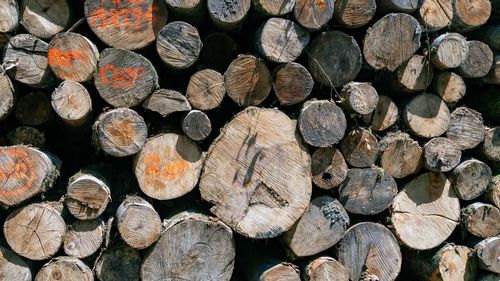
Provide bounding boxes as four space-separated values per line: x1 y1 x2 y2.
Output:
182 110 212 141
418 0 453 31
334 0 376 29
379 132 423 179
340 82 379 115
432 71 466 104
461 202 500 238
362 95 399 132
186 69 226 111
446 107 485 150
475 237 500 273
143 89 192 117
456 41 494 78
392 54 434 93
0 0 19 32
404 93 450 139
304 257 349 281
311 147 348 190
51 81 92 127
0 245 32 281
452 0 491 31
299 100 347 147
63 219 105 259
423 137 462 172
254 0 296 16
340 128 378 168
35 256 93 281
294 0 334 31
156 21 202 70
482 127 500 163
0 67 15 122
20 0 71 39
272 62 314 106
65 172 111 220
430 33 469 69
207 0 251 30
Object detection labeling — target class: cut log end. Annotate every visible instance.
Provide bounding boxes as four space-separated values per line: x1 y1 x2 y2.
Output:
334 0 376 29
0 65 15 122
461 202 500 238
143 89 191 117
0 0 19 33
156 21 202 70
0 245 32 281
419 0 453 31
294 0 334 30
431 33 469 70
186 69 226 111
475 237 500 273
404 93 450 138
340 82 379 115
304 257 349 281
340 128 378 168
452 0 491 31
35 256 93 281
207 0 251 30
379 132 423 179
311 147 348 190
362 95 399 132
299 100 347 147
63 219 105 259
65 171 111 220
52 81 92 127
20 0 71 39
456 41 494 78
254 0 296 16
432 71 466 104
451 159 492 201
182 110 212 141
272 62 313 106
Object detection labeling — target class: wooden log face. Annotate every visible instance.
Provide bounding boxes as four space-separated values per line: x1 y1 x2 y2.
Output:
52 81 92 127
475 237 500 273
282 196 349 257
363 13 422 71
186 69 226 111
461 203 500 238
304 257 349 281
311 147 348 189
35 256 94 281
340 82 379 115
181 110 212 141
404 93 450 138
391 172 460 250
423 137 461 172
262 263 301 281
294 0 334 30
486 176 500 208
200 108 312 239
65 174 111 220
4 203 66 260
84 0 168 50
307 31 362 87
0 71 15 122
0 245 32 281
95 240 141 281
452 0 491 31
0 146 58 206
446 107 485 150
337 222 402 281
433 71 466 104
362 95 399 132
418 0 453 31
207 0 251 30
143 89 191 117
20 0 71 39
254 0 296 16
64 219 105 258
95 48 158 108
273 62 314 106
334 0 376 29
483 127 500 162
431 33 469 69
379 132 423 179
48 33 99 82
340 128 378 168
299 100 347 147
0 0 18 32
393 55 434 92
457 41 494 78
451 160 492 201
134 133 203 200
156 21 202 69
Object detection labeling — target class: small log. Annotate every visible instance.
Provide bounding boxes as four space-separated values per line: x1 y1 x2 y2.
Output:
304 257 349 281
207 0 251 30
141 212 235 281
337 222 402 281
482 127 500 164
0 245 32 281
451 159 492 201
404 93 450 138
0 0 18 32
65 170 111 220
15 91 52 126
298 100 347 147
377 0 420 13
475 237 500 273
451 0 491 31
51 80 92 127
446 107 485 150
94 240 142 281
340 128 378 168
116 196 161 250
0 146 60 207
386 54 433 93
339 168 398 215
47 32 99 82
362 95 399 132
485 176 500 208
246 261 300 281
484 55 500 85
253 0 296 16
200 32 238 72
461 203 500 238
224 55 272 107
282 196 349 257
143 89 191 117
35 256 93 281
19 0 71 39
306 31 362 87
340 82 379 115
95 48 159 108
64 219 105 259
3 34 57 88
0 70 15 122
7 126 46 147
430 33 469 70
4 202 66 260
363 13 422 71
156 21 202 70
84 0 168 50
294 0 334 31
256 17 310 63
432 71 466 104
406 243 477 281
272 62 313 106
165 0 205 24
334 0 376 29
186 69 225 111
181 110 212 141
456 41 494 78
391 172 461 250
379 132 423 179
200 108 312 239
134 133 203 200
418 0 453 31
311 147 348 190
423 137 462 172
93 108 148 157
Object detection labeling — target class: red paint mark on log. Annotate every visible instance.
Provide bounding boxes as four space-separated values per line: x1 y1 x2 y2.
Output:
88 5 159 30
144 154 190 185
0 148 36 196
99 65 144 89
48 49 89 67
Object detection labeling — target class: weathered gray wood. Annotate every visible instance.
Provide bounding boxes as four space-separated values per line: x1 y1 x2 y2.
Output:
446 107 485 150
451 159 492 201
311 147 348 190
186 69 225 111
461 202 500 238
20 0 71 39
475 236 500 273
0 245 32 281
207 0 251 30
377 0 420 13
485 175 500 208
340 82 379 115
156 21 202 70
379 132 423 179
340 128 378 168
432 71 467 104
362 95 399 132
334 0 376 28
418 0 453 31
0 0 18 32
431 33 469 70
404 93 450 138
456 41 494 78
35 256 93 281
380 54 433 93
272 62 313 106
451 0 491 31
143 89 191 117
246 261 300 281
94 240 141 281
7 126 45 147
181 110 212 141
0 70 15 122
253 0 295 16
423 137 461 172
294 0 334 31
51 81 92 127
64 219 105 259
304 257 349 281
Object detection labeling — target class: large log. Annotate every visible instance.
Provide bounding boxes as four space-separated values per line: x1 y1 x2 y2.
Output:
142 89 191 117
451 0 491 32
456 41 494 78
200 107 312 239
94 240 142 281
423 137 462 172
334 0 376 29
207 0 251 30
475 236 500 273
0 245 32 281
362 95 399 132
298 100 347 147
253 0 296 16
340 82 379 115
379 132 423 179
156 21 202 70
186 69 226 111
0 70 15 122
15 91 52 126
311 147 348 190
19 0 71 39
63 219 105 259
418 0 453 32
304 257 349 281
404 93 450 138
141 212 235 281
340 128 378 168
51 81 92 127
35 256 93 281
431 33 469 70
272 62 313 106
294 0 334 31
450 159 492 201
461 203 500 238
432 71 467 104
0 0 18 32
391 172 461 250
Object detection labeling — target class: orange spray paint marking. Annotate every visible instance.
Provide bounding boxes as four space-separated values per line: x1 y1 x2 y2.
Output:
317 0 326 9
144 155 161 177
0 148 36 197
89 5 160 30
144 154 190 183
99 64 144 89
48 49 89 67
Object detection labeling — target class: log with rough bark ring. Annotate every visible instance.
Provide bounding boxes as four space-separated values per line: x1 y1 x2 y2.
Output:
482 127 500 163
340 82 379 115
430 33 469 70
461 202 500 238
65 170 111 220
456 41 494 78
475 236 500 273
207 0 251 30
20 0 71 39
423 137 461 172
450 159 492 201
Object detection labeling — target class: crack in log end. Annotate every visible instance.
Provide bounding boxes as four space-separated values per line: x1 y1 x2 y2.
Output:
249 182 289 208
321 201 349 229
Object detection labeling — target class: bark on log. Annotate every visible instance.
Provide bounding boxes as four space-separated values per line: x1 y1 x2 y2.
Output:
3 34 57 88
461 203 500 238
256 17 310 63
65 170 111 220
200 107 312 239
186 69 225 111
0 0 18 32
431 33 469 70
0 245 32 281
207 0 251 30
337 222 402 281
51 81 92 127
15 91 52 126
391 172 461 250
340 128 378 168
94 240 141 281
272 62 313 106
334 0 376 29
340 82 379 115
294 0 334 31
4 202 66 260
362 95 398 132
299 100 347 147
404 93 450 139
93 108 148 157
0 70 15 122
20 0 71 39
304 257 349 281
432 71 466 104
224 55 272 107
47 32 99 83
311 147 348 190
95 48 159 108
35 256 93 281
450 159 492 201
485 176 500 208
339 168 398 215
63 219 105 259
379 132 423 179
133 133 203 200
377 0 420 13
156 21 202 70
253 0 296 16
143 89 191 117
165 0 205 24
141 212 235 281
7 126 46 147
484 55 500 85
200 32 238 72
181 110 212 141
0 146 60 207
116 196 161 250
446 107 485 150
363 13 422 71
475 236 500 273
451 0 491 32
282 196 349 257
423 137 461 172
418 0 453 32
306 31 362 87
84 0 168 50
456 41 494 78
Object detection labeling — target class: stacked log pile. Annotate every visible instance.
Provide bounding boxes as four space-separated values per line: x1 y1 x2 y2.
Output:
0 0 498 280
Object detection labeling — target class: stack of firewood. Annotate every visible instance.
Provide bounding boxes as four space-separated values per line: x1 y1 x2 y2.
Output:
0 0 499 280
